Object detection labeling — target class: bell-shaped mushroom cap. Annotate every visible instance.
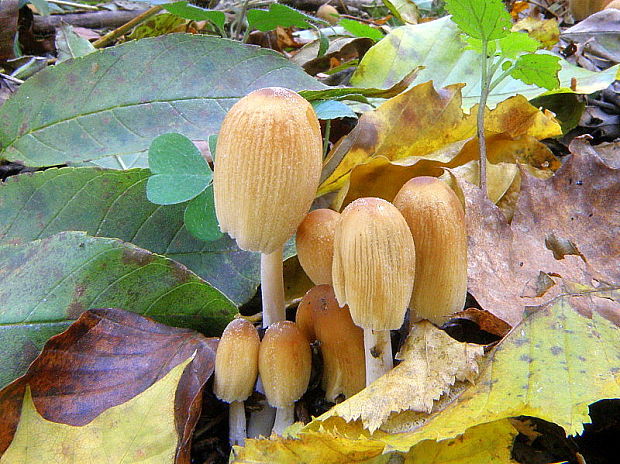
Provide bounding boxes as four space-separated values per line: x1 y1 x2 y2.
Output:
214 318 261 403
213 87 323 254
332 197 416 331
259 321 312 409
309 285 365 401
296 209 341 285
393 176 467 325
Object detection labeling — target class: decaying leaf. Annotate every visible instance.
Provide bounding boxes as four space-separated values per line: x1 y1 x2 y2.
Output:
317 321 484 433
466 144 620 325
0 308 217 462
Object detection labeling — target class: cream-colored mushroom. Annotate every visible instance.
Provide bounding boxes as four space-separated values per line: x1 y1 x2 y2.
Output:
296 209 340 286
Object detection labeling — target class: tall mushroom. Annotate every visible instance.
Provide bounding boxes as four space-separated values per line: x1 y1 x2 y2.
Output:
214 87 323 328
296 209 341 286
393 177 467 325
259 321 312 435
332 197 416 385
213 318 260 446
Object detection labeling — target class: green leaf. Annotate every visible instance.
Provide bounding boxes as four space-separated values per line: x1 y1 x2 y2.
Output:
146 133 212 205
351 17 618 108
0 231 236 388
510 53 561 90
445 0 511 41
383 0 420 24
125 13 186 41
340 18 384 41
247 4 314 32
498 31 540 59
163 1 226 30
312 100 357 119
55 25 96 64
208 134 218 161
0 34 324 167
184 185 223 242
28 0 50 16
0 167 261 306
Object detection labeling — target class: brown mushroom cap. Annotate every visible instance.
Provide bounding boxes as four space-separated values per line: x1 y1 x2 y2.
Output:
569 0 611 20
214 318 261 403
214 87 323 253
309 285 365 401
393 176 467 325
332 197 416 331
296 209 341 286
259 321 312 408
295 288 317 342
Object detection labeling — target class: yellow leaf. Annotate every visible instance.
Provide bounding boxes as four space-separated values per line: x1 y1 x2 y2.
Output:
513 17 560 50
313 321 484 433
0 354 194 463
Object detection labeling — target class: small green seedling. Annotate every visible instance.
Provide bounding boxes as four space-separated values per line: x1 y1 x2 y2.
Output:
445 0 561 197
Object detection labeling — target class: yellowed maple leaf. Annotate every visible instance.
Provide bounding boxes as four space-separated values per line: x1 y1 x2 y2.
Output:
0 355 194 464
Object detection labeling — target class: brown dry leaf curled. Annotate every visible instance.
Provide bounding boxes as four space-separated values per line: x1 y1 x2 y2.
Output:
0 308 217 463
317 321 484 433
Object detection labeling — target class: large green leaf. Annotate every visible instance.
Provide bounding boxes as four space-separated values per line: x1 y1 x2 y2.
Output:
351 17 619 108
0 167 261 305
0 34 324 167
0 231 236 388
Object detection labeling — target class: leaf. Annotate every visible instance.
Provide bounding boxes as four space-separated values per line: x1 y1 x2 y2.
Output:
126 13 187 41
0 309 216 461
291 36 373 76
55 25 96 64
163 1 226 30
146 133 212 205
0 167 268 307
510 54 561 90
497 31 540 59
512 17 560 50
383 0 420 24
312 100 357 120
0 34 323 167
319 321 484 433
0 231 235 387
350 17 619 108
445 0 511 41
465 147 620 325
184 185 223 241
247 4 314 32
339 19 384 41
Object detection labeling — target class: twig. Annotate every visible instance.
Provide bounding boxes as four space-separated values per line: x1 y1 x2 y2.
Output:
33 10 146 34
92 5 163 48
0 73 24 84
48 0 99 10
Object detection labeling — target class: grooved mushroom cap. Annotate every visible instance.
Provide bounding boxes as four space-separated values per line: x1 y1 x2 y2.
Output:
332 197 416 331
296 209 341 285
308 285 365 401
259 321 312 409
214 318 260 403
393 176 467 325
213 87 323 253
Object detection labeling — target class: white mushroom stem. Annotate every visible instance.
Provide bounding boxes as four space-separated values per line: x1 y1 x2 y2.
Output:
228 400 247 446
261 247 286 328
272 405 295 436
363 329 393 385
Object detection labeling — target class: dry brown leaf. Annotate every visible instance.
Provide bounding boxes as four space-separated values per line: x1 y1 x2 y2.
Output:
318 321 484 433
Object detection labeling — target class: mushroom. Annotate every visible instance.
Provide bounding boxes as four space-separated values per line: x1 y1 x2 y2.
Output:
214 87 323 328
295 290 317 343
296 208 341 286
304 285 365 401
569 0 613 19
258 321 312 435
213 318 260 446
317 4 340 25
393 176 467 325
332 197 416 385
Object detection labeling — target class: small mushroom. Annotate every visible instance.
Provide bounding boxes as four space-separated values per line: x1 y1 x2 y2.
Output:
317 4 340 25
259 321 312 435
213 318 260 446
296 208 341 286
295 290 317 343
393 177 467 325
214 87 323 328
332 198 416 385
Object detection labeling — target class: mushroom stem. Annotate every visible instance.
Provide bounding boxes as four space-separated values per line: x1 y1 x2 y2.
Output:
246 396 276 438
261 247 285 328
272 406 295 436
228 400 247 446
363 329 393 385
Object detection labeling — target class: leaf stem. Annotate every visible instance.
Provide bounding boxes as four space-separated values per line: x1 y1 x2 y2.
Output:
322 120 331 159
93 5 163 48
477 39 490 198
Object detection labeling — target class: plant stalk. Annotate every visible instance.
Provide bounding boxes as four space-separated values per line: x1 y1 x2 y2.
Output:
363 329 393 385
228 400 247 446
260 247 286 328
477 40 491 198
93 5 163 48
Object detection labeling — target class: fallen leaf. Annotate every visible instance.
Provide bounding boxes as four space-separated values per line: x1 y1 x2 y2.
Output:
466 144 620 325
0 308 217 462
291 37 373 75
316 321 484 433
451 308 512 338
513 17 560 49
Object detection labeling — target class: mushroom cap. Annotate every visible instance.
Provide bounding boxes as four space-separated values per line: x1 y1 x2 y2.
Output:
332 197 416 331
213 87 323 253
393 176 467 325
259 321 312 408
569 0 610 19
308 285 365 401
296 288 317 342
213 318 260 403
296 209 341 285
